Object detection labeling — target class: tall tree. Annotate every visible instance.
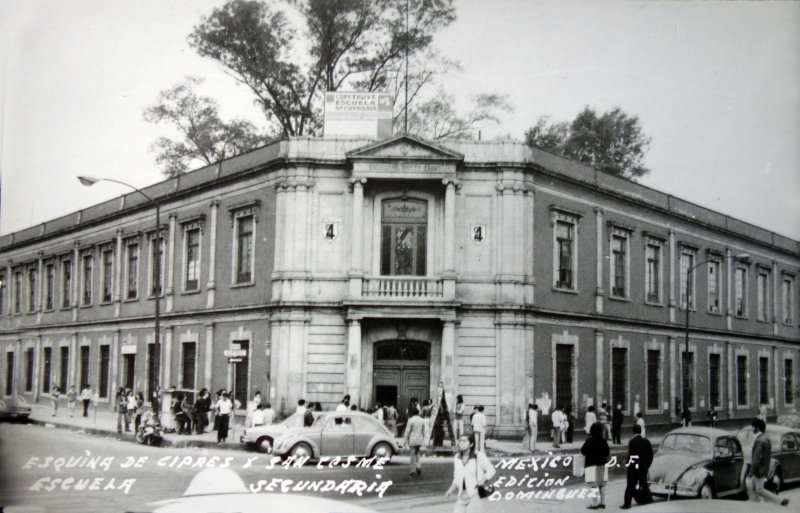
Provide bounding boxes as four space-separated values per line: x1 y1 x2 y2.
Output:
525 107 652 180
143 77 265 177
188 0 456 136
405 90 512 140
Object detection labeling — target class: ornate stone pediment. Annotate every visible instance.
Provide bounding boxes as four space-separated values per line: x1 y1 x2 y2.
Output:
347 133 462 180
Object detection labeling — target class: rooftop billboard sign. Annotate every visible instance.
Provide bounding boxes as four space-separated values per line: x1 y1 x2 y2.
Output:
323 92 393 139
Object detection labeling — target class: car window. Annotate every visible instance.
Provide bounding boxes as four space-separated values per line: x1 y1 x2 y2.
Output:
353 416 381 433
661 434 711 455
730 437 742 456
714 438 733 458
324 416 352 429
782 433 799 451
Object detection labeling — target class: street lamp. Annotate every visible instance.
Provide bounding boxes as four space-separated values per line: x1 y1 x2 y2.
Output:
77 176 162 403
681 252 749 423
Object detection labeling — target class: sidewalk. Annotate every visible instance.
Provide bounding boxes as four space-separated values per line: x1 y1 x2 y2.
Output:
28 403 658 458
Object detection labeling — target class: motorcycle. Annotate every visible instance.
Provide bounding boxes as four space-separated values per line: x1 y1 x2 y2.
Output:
136 414 164 446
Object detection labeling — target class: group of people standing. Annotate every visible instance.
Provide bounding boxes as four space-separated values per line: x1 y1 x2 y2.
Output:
48 384 95 418
114 387 145 433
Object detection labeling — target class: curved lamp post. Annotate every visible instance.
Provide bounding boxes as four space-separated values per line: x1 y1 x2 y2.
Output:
77 176 162 400
682 252 749 421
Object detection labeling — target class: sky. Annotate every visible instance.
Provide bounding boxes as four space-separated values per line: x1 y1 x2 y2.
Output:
0 0 798 240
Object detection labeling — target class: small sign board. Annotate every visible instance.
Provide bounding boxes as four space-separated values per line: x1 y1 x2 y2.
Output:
224 349 247 357
120 344 137 355
227 357 243 363
324 92 393 139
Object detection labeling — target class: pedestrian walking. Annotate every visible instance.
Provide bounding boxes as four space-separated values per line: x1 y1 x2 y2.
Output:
134 392 145 433
472 406 486 452
454 395 465 438
194 389 209 434
581 422 610 510
564 404 575 444
598 402 610 441
80 384 92 417
51 386 61 416
526 403 538 452
757 404 768 422
635 412 646 438
620 423 653 509
681 406 691 427
215 391 233 443
707 406 718 428
127 390 138 430
585 405 597 435
386 404 398 436
551 405 564 448
445 434 497 513
421 399 433 442
116 388 129 433
404 407 425 476
262 402 275 425
66 385 77 417
612 403 624 445
747 419 790 506
151 385 162 420
246 390 262 428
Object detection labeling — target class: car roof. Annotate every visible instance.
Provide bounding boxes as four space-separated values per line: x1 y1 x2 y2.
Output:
664 426 734 438
736 424 798 435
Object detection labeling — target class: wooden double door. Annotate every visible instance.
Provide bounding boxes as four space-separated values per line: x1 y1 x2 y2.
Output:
374 365 429 420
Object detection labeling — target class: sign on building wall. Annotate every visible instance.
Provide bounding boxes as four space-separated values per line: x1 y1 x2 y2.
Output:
323 92 393 139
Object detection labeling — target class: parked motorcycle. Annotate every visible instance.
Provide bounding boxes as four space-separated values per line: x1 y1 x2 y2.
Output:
136 413 164 446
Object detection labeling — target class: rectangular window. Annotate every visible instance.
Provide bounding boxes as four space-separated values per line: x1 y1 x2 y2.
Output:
786 359 794 405
150 236 165 296
610 234 627 298
682 352 694 407
707 260 721 313
555 221 574 290
612 347 627 407
757 269 769 322
645 244 660 303
81 254 93 306
735 267 747 317
123 354 135 391
782 277 793 325
79 346 90 389
25 348 34 392
101 249 113 303
235 216 254 284
5 352 13 395
28 268 37 312
59 346 69 393
126 243 139 300
45 263 55 310
709 353 721 408
0 272 5 315
759 357 769 405
99 345 110 399
61 258 72 308
646 350 660 411
737 355 748 406
42 347 52 393
555 344 573 410
147 344 159 402
679 251 695 309
181 342 197 390
232 340 249 407
13 271 22 314
185 228 200 291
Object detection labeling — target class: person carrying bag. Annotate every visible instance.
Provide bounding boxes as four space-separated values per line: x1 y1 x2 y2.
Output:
446 434 497 512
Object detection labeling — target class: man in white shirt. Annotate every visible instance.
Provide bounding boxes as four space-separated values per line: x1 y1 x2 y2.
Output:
296 399 307 416
336 394 350 412
551 406 564 448
472 405 487 452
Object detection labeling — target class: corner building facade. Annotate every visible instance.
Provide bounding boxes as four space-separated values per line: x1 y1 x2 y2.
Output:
1 134 798 437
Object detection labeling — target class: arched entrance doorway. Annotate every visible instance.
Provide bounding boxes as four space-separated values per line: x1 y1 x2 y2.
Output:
373 340 430 415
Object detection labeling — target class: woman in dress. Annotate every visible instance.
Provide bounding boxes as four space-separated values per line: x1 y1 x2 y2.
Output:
445 434 497 513
580 422 610 510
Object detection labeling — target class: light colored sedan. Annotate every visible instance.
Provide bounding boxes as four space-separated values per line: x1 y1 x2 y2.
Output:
240 411 321 453
273 410 399 461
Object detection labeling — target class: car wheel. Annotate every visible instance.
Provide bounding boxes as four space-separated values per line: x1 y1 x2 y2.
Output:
769 469 783 494
698 481 715 500
256 437 273 454
289 442 312 460
371 442 393 460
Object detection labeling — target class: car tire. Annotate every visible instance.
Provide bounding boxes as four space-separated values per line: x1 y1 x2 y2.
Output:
769 469 783 494
289 442 312 460
371 442 393 460
698 481 715 500
256 437 273 454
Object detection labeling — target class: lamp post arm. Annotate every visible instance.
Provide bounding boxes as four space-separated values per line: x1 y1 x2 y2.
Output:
96 178 158 208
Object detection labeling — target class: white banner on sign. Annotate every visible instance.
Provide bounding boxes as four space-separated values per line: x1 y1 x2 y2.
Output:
324 92 393 139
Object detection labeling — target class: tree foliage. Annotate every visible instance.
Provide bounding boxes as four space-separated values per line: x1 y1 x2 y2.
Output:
406 90 512 140
143 77 264 178
188 0 457 136
525 106 652 180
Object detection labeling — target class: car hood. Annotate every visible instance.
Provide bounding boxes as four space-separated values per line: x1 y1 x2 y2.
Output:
649 453 705 483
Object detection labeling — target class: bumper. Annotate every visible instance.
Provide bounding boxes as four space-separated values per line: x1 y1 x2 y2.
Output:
0 410 32 419
648 482 696 498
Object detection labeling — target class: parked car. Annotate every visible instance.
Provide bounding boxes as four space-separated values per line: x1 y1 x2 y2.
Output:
736 424 800 493
240 411 321 453
0 395 32 421
648 427 746 499
272 410 399 461
125 467 377 513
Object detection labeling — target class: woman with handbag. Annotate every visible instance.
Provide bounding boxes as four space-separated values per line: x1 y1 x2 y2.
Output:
580 422 610 510
446 435 496 513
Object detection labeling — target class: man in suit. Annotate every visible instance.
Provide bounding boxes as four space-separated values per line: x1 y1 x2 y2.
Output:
749 419 789 506
620 423 653 509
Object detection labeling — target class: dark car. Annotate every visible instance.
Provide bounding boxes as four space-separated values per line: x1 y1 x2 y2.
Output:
0 395 32 421
272 410 399 461
648 427 746 499
736 424 800 493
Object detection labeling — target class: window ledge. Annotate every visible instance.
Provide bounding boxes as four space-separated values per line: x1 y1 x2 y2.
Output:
735 315 748 320
79 304 93 309
123 297 139 303
146 295 166 300
644 301 664 308
100 301 113 307
552 287 578 295
608 295 630 302
42 308 55 314
231 282 256 289
181 289 202 296
707 309 723 316
756 318 770 324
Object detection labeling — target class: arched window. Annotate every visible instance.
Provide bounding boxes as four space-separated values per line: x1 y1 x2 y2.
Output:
381 199 427 276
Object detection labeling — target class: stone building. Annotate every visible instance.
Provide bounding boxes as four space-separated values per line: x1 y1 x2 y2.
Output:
1 134 798 436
